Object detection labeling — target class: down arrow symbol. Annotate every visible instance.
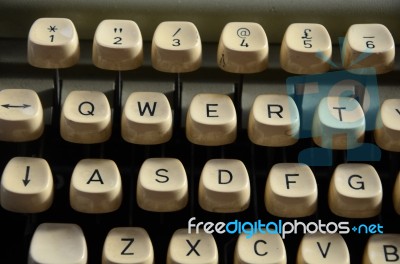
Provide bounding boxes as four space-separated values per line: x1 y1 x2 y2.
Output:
22 166 31 186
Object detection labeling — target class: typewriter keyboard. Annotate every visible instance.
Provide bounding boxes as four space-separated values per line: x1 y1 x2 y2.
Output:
1 15 400 264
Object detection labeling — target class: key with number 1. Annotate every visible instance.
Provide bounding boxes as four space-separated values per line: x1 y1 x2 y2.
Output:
28 17 80 68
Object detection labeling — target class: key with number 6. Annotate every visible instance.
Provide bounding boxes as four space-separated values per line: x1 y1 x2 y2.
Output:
342 24 395 74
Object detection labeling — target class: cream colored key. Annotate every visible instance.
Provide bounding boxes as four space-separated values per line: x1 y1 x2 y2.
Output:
342 24 395 74
297 233 350 264
186 93 237 146
199 159 250 213
298 81 356 135
234 232 286 264
28 223 87 264
217 22 268 73
363 234 400 264
393 170 400 214
70 159 122 213
312 96 365 149
0 89 44 142
248 94 299 146
28 17 79 68
102 227 154 264
280 23 332 74
93 19 143 71
121 92 173 145
375 99 400 151
137 158 188 212
151 21 201 73
167 228 218 264
60 90 112 144
265 163 317 217
1 157 53 213
328 163 382 218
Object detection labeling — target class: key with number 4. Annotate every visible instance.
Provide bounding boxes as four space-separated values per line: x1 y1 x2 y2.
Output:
217 22 269 73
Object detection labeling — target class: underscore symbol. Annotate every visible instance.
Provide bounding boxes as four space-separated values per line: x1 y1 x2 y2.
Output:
363 36 376 49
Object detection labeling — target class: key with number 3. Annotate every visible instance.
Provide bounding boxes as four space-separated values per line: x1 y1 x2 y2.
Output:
151 21 202 73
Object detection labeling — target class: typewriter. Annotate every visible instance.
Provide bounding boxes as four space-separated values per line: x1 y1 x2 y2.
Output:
1 0 400 263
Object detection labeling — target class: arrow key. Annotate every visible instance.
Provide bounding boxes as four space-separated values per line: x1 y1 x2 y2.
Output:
0 89 44 142
0 157 54 213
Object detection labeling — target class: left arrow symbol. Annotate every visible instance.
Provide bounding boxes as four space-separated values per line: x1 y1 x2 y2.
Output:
22 166 31 186
1 104 31 109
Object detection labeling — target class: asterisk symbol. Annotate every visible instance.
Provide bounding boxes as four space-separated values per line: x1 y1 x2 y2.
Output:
48 25 58 32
